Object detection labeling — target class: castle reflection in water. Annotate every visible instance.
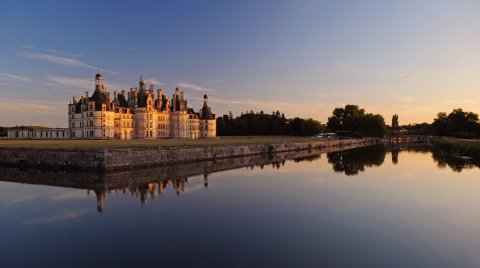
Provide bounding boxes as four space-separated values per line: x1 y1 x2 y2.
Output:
3 143 478 212
1 148 316 213
89 174 210 212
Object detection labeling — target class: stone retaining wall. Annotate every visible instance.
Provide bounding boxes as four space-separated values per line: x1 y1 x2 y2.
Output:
0 138 378 170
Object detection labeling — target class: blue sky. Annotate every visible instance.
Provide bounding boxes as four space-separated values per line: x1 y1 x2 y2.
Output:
1 0 480 127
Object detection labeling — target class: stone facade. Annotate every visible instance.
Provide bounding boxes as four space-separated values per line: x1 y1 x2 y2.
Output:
67 73 216 139
0 138 379 170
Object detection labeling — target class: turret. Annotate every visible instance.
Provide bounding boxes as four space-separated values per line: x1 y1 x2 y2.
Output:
139 75 146 90
95 73 103 91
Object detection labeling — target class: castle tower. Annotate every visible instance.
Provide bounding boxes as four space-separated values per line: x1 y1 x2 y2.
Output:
95 73 103 91
139 75 146 91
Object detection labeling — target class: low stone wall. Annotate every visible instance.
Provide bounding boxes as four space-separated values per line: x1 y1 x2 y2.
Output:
0 138 378 170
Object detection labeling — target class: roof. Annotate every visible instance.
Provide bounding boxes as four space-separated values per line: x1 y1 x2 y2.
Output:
116 93 129 108
200 103 214 120
137 89 148 107
75 98 83 113
89 88 111 111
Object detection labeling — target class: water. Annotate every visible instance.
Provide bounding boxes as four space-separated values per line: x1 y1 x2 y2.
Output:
1 144 480 267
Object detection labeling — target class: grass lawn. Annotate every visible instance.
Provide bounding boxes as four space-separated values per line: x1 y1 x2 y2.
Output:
432 138 480 158
0 136 316 149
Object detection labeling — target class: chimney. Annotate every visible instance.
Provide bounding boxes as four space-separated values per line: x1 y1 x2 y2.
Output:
157 89 163 99
114 91 118 100
73 96 78 105
122 89 127 98
85 91 89 99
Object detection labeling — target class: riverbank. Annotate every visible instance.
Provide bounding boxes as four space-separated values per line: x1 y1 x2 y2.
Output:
0 136 317 148
0 137 379 170
431 138 480 159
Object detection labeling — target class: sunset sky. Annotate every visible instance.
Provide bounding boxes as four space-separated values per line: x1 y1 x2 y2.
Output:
1 0 479 127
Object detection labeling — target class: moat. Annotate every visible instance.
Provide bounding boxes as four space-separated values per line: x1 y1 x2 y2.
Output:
1 144 480 267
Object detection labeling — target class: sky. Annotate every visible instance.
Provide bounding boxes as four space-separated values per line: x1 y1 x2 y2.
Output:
1 0 479 127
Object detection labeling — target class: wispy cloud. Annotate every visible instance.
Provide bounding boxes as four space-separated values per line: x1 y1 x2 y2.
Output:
19 44 83 58
177 82 216 92
0 73 33 84
145 78 164 86
50 191 88 201
441 99 477 105
0 101 59 114
18 50 119 75
48 75 93 89
389 94 416 103
25 210 89 225
304 89 325 99
47 75 125 91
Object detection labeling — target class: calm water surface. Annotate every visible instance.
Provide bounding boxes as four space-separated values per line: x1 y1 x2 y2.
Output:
1 145 480 267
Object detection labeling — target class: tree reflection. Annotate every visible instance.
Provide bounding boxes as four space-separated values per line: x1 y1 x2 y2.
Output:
431 148 480 172
327 144 386 176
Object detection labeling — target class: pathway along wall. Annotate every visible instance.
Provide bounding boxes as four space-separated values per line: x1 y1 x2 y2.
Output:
0 138 379 171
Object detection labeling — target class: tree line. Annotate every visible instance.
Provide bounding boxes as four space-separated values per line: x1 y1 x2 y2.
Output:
388 108 480 138
216 111 324 136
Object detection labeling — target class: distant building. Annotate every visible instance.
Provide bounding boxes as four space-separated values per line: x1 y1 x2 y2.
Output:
9 73 216 139
7 127 70 139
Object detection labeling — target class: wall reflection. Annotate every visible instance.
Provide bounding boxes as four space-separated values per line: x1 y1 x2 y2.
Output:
5 142 477 212
1 145 353 212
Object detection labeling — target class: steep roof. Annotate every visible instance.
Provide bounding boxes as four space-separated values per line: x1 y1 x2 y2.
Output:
200 103 214 120
89 88 111 111
137 90 148 108
75 98 83 113
116 93 129 108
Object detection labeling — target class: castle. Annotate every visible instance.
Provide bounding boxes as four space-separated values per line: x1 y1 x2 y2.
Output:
8 73 216 139
69 73 216 139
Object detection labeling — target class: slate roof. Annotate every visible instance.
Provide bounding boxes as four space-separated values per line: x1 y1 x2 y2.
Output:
89 88 111 111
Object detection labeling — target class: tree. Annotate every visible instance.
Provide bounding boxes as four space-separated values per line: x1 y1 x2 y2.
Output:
300 119 323 136
289 117 304 136
432 109 480 138
326 104 386 137
392 114 399 130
